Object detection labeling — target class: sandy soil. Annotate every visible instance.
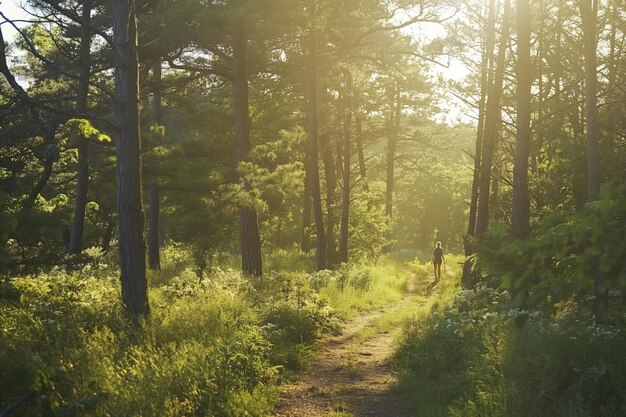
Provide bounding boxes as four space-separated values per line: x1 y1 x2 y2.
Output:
274 293 419 417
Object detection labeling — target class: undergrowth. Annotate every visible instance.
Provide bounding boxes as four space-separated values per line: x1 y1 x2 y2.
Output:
318 257 412 317
0 247 410 416
394 279 626 417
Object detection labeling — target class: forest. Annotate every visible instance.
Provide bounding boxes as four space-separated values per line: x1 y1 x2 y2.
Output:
0 0 625 416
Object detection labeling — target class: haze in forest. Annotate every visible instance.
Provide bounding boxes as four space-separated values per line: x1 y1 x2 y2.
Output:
0 0 625 416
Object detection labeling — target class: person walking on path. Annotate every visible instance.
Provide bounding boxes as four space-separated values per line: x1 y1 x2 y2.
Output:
431 241 445 282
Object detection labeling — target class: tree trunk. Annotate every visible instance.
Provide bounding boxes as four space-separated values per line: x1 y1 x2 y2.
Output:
579 0 606 323
301 175 312 251
68 0 94 256
148 59 162 270
232 12 262 277
462 0 495 289
467 0 494 239
579 0 600 202
554 0 564 104
323 142 337 266
385 83 400 219
607 0 617 88
511 0 532 302
355 115 368 192
475 0 511 236
339 72 352 264
334 91 344 184
111 0 150 318
512 0 531 238
307 16 326 271
239 206 262 276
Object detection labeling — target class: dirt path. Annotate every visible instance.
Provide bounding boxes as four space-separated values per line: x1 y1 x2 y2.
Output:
274 286 421 417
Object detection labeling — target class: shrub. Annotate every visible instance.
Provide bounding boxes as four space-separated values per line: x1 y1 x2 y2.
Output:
395 285 626 417
0 262 326 417
348 193 391 263
476 182 626 315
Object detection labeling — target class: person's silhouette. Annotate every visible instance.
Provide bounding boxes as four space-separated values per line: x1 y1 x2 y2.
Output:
431 241 445 282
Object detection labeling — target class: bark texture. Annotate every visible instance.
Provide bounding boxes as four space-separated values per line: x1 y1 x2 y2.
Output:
579 0 606 323
512 0 531 238
462 0 496 289
323 142 337 266
339 73 352 264
148 181 160 270
307 20 326 271
151 60 162 125
475 0 511 236
510 0 532 303
385 84 400 219
467 0 494 239
355 115 368 192
112 0 150 317
233 14 262 277
301 175 312 251
579 0 600 202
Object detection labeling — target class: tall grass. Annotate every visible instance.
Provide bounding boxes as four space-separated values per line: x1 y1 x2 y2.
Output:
1 245 422 416
318 256 411 316
0 246 337 417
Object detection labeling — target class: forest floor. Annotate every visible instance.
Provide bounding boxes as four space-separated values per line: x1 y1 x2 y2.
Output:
274 273 438 417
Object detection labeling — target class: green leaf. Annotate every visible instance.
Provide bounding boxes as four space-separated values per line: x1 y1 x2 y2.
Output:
59 119 112 144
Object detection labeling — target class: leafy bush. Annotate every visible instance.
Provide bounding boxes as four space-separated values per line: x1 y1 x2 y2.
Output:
395 286 626 417
0 250 337 416
476 182 626 314
151 242 195 286
348 192 391 263
307 269 335 290
244 270 337 371
0 244 416 416
306 265 373 293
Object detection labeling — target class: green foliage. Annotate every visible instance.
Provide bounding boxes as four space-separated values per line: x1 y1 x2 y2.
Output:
3 191 74 272
58 119 111 144
318 257 411 316
476 183 626 313
395 286 626 417
0 192 16 268
0 249 414 417
348 191 392 263
263 304 324 372
2 244 416 416
392 124 474 252
243 270 337 371
0 247 345 417
263 246 315 272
